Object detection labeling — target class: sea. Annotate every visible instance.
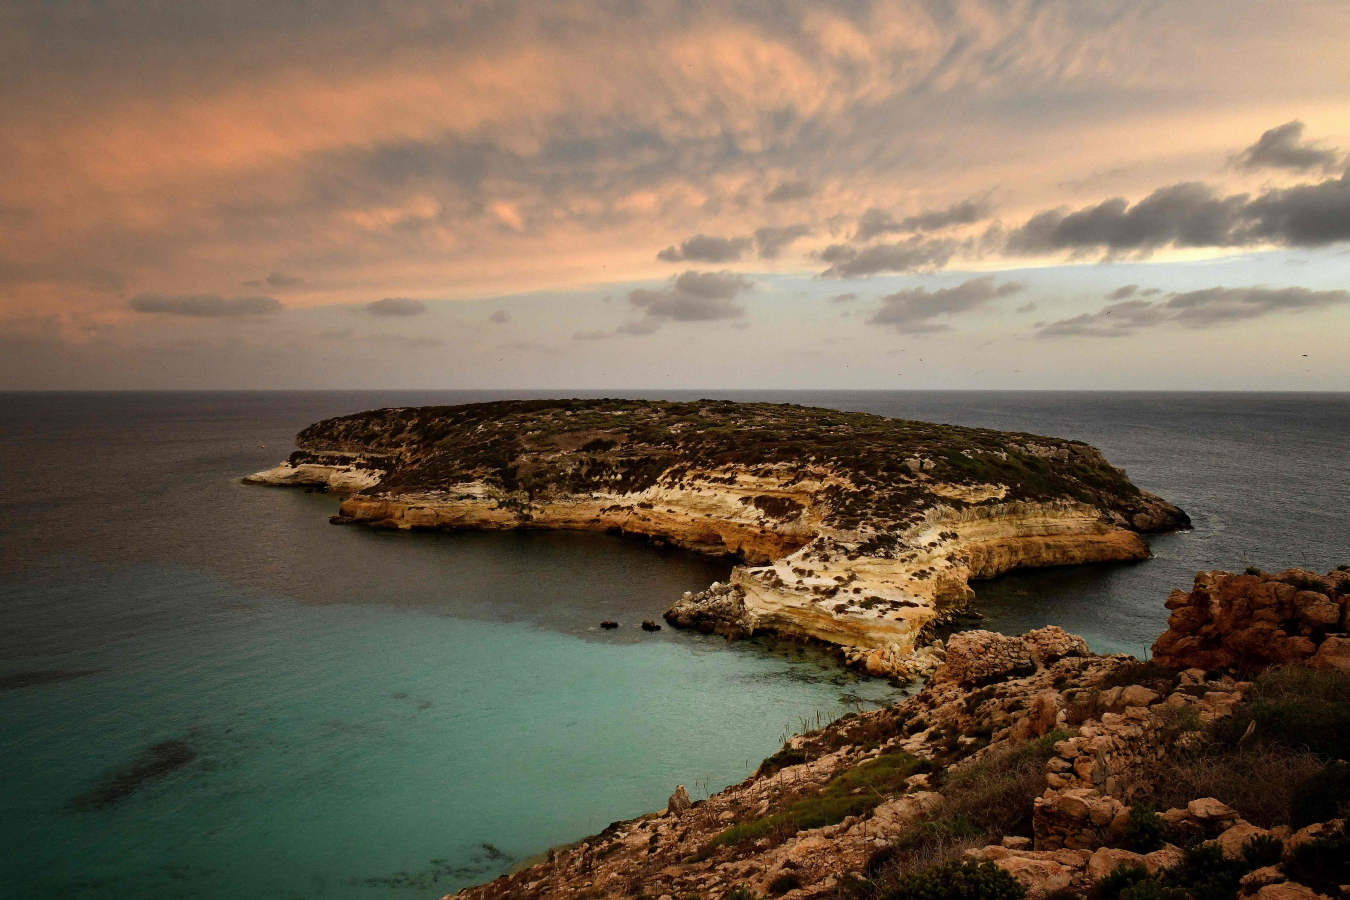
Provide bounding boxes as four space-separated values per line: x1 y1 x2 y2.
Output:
2 390 1347 898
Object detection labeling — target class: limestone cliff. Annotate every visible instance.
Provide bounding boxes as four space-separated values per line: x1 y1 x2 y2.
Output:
244 399 1188 677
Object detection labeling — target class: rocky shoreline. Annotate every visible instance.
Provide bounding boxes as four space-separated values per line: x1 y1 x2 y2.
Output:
450 567 1350 900
244 399 1187 679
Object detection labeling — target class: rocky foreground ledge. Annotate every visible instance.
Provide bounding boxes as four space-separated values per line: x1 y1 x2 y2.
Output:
245 399 1187 678
452 567 1350 900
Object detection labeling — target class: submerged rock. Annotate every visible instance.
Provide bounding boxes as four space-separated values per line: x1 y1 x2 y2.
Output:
72 739 197 810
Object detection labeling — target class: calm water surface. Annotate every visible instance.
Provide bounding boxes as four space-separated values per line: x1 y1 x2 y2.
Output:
2 390 1347 897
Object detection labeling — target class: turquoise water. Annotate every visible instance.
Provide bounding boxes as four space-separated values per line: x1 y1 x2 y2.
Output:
5 558 883 898
0 393 895 898
4 390 1347 898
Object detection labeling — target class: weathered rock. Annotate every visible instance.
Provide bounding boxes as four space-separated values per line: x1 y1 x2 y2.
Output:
1153 569 1348 671
667 785 691 816
1310 634 1350 673
937 630 1034 686
1217 822 1269 859
1251 882 1326 899
1087 846 1145 881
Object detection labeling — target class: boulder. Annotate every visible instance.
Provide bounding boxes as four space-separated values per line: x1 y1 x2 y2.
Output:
938 630 1035 686
1087 847 1145 882
1216 822 1268 859
667 784 691 815
1252 883 1325 899
1310 635 1350 673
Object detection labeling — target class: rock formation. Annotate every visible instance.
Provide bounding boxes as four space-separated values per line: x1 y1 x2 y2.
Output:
245 399 1188 677
1153 568 1350 672
448 568 1350 900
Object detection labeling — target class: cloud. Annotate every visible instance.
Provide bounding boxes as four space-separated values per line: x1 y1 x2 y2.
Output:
489 309 511 324
764 180 812 203
854 199 993 241
866 276 1022 333
829 292 858 304
1107 285 1138 300
657 234 751 263
753 224 811 259
820 237 958 277
366 297 427 316
1006 168 1350 256
1037 285 1350 337
129 293 281 316
1234 121 1341 172
626 270 753 327
1036 299 1164 337
242 271 304 288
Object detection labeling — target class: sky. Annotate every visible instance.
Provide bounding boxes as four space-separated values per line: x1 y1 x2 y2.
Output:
2 0 1349 390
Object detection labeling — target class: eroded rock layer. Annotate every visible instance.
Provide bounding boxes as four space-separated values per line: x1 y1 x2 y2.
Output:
245 399 1188 676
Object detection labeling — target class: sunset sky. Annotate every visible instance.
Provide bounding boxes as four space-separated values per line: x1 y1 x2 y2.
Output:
3 0 1349 390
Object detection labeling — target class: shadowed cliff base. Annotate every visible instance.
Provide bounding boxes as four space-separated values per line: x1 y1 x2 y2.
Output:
245 399 1188 677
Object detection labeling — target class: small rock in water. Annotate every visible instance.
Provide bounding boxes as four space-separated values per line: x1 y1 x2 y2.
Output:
641 620 661 632
600 621 619 630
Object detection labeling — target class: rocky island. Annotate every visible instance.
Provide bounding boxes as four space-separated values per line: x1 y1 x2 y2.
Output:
245 399 1188 678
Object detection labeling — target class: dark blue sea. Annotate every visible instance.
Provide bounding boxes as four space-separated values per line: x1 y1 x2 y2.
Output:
2 390 1348 898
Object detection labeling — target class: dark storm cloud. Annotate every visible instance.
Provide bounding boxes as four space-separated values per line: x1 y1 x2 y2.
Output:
1006 167 1350 256
820 237 959 277
129 293 281 316
366 297 427 316
854 199 993 241
764 180 813 203
754 224 812 259
867 276 1022 333
656 234 751 263
1036 285 1350 337
1234 121 1341 172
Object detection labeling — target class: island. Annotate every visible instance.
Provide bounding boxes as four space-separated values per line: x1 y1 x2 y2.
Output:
244 399 1188 678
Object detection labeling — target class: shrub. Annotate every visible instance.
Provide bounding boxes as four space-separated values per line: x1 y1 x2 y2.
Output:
704 751 920 853
880 859 1026 900
1118 882 1187 900
1290 760 1350 827
1157 844 1245 900
869 732 1068 891
767 871 802 895
1091 863 1150 900
1283 820 1350 894
1212 666 1350 758
1100 660 1182 693
1122 805 1167 852
724 887 760 900
1239 834 1284 869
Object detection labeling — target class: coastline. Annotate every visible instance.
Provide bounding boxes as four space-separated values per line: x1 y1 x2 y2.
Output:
245 398 1188 679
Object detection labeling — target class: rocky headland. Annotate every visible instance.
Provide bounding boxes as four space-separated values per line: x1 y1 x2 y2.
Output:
244 399 1187 678
451 567 1350 900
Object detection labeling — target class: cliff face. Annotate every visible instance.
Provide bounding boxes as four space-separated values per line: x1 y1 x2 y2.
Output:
244 399 1188 677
